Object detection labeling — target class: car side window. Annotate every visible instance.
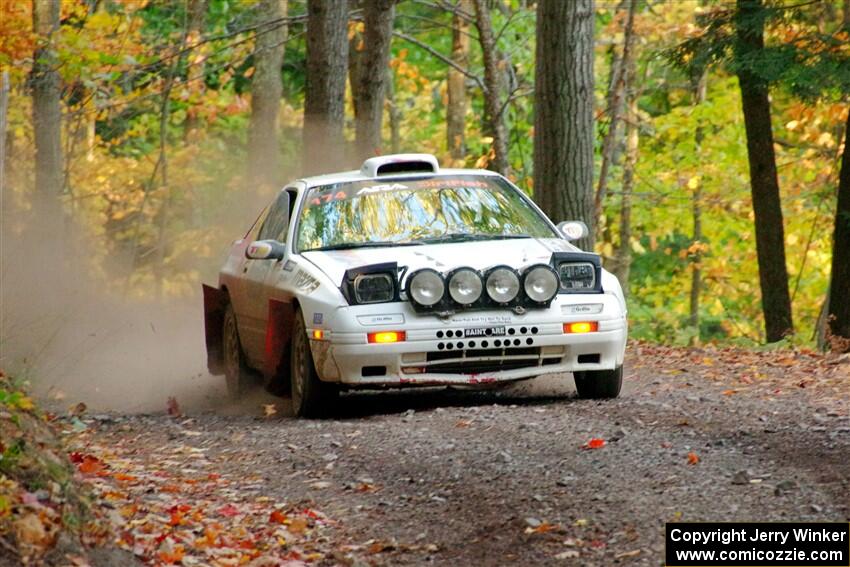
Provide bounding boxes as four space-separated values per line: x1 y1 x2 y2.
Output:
258 191 290 242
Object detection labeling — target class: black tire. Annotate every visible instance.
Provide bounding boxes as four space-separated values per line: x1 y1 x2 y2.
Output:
222 303 252 400
574 365 623 399
290 310 337 417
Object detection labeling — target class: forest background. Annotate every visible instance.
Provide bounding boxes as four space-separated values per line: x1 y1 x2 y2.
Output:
1 0 849 356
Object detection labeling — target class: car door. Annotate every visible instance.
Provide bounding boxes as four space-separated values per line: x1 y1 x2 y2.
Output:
239 190 291 364
262 187 300 305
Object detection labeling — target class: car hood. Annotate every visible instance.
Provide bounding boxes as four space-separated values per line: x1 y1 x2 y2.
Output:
300 238 582 285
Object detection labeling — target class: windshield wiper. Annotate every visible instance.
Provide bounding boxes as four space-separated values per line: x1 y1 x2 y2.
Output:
303 241 424 252
417 233 533 244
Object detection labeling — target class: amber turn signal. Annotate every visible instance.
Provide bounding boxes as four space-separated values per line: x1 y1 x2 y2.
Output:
368 330 406 343
563 321 598 334
312 329 324 340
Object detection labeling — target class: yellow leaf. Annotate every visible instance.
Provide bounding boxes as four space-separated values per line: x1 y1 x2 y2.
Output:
687 176 700 190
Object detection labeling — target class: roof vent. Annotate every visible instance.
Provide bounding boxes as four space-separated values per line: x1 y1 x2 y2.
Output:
360 154 439 177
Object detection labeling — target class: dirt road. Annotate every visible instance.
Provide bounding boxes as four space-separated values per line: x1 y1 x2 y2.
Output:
75 344 848 565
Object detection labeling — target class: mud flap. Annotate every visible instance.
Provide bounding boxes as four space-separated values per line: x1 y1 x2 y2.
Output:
202 284 226 375
264 299 294 383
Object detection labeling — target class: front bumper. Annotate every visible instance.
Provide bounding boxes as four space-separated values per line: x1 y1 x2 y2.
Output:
308 294 627 387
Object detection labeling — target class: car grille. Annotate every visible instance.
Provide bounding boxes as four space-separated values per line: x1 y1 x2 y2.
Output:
421 346 562 375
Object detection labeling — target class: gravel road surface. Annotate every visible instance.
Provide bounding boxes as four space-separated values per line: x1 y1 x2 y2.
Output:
85 344 849 565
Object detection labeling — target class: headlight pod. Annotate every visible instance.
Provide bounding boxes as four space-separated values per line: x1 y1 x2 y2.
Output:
340 262 399 305
522 264 559 304
485 266 520 304
354 273 395 304
407 269 445 307
558 261 597 291
447 268 483 306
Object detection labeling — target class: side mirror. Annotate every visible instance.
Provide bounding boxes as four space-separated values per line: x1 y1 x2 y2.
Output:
557 220 589 241
246 240 286 261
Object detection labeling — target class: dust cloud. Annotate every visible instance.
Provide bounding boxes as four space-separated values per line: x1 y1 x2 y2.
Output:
0 195 269 415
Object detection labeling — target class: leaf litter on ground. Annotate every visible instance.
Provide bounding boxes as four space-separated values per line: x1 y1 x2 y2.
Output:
64 420 345 565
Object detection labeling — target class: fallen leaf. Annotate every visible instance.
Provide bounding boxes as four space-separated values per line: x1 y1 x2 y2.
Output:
367 540 395 554
525 522 560 534
78 455 105 474
269 509 287 524
582 438 605 450
455 419 472 428
262 404 277 418
288 517 308 534
217 504 240 517
687 452 700 465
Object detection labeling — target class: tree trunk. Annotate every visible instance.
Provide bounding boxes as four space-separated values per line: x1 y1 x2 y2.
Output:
826 108 850 351
689 72 707 335
0 71 9 196
350 0 395 163
734 0 793 342
594 0 637 227
533 0 595 251
387 70 401 153
473 0 510 177
447 0 472 161
304 0 349 175
248 0 287 187
31 0 63 219
183 0 207 142
613 58 637 294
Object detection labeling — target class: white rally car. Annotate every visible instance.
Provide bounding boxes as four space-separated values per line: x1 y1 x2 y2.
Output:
203 154 627 416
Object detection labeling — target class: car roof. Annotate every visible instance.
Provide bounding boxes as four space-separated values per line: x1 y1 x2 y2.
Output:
296 167 502 189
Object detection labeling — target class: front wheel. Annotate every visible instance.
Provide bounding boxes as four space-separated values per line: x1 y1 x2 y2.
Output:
574 365 623 399
290 310 337 417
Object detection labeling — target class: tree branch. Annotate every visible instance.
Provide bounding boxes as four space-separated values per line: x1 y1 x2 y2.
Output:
392 30 486 92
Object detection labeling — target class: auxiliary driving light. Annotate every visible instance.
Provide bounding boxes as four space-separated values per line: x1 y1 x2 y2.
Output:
368 331 406 344
523 265 560 304
407 269 445 307
485 267 520 304
448 268 483 305
563 321 598 334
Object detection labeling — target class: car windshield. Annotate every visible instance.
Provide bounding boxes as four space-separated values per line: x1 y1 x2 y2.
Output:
296 175 557 252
